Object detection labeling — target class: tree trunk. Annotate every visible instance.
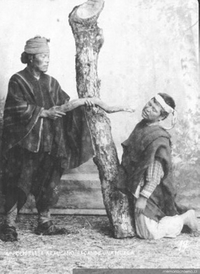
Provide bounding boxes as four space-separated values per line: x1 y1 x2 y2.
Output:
69 0 135 238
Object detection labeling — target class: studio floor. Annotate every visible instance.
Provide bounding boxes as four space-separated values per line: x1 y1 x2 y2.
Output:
0 214 200 274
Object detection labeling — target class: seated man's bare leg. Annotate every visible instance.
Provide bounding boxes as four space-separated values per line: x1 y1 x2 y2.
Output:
180 209 199 234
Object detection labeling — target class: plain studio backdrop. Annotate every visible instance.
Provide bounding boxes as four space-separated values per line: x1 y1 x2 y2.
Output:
0 0 199 212
0 0 199 155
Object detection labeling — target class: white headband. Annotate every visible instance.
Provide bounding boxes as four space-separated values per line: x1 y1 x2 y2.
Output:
155 94 174 114
154 94 177 129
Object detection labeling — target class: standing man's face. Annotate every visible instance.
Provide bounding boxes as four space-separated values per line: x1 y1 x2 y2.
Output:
142 98 163 122
32 53 50 73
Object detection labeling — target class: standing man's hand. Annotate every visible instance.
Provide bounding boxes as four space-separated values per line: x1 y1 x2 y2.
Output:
40 107 66 120
135 196 147 215
84 98 95 108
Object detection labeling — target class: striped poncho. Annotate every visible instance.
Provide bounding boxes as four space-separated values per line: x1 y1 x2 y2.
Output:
2 67 94 170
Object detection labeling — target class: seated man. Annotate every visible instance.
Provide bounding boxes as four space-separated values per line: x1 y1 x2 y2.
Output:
119 93 199 239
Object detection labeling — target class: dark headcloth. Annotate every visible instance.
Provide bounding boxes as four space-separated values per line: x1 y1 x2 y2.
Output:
24 36 50 54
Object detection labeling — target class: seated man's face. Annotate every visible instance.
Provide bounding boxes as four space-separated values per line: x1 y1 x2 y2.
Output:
142 98 163 122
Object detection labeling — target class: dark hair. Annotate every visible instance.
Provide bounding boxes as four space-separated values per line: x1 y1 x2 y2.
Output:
158 93 176 109
21 52 34 64
158 93 176 119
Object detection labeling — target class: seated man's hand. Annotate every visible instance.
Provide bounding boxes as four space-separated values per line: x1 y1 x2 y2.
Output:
135 196 147 216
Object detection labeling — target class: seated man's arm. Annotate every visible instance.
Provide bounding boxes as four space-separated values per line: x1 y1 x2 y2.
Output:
140 159 164 199
135 159 164 215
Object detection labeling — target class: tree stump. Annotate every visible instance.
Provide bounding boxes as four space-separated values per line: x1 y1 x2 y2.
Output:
69 0 135 238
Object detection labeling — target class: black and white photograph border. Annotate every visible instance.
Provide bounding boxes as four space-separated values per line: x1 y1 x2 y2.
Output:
0 0 200 273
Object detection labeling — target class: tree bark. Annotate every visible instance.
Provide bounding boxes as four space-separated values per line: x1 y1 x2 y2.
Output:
69 0 135 238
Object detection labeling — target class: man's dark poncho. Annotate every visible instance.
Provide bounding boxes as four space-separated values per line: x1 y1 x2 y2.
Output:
119 119 182 222
1 68 94 205
2 67 94 166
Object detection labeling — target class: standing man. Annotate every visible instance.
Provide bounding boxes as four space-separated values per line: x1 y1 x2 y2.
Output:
118 93 199 239
0 36 96 241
